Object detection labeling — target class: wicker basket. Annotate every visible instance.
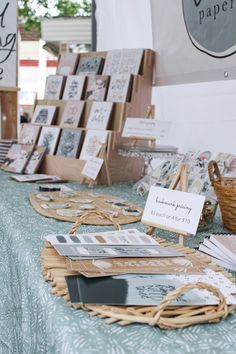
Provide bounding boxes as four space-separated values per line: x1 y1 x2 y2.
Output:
41 216 236 329
208 160 236 232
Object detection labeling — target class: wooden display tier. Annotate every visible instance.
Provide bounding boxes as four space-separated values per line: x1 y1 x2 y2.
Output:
36 49 155 184
40 148 144 183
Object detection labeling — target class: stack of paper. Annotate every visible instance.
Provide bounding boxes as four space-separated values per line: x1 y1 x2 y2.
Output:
199 233 236 271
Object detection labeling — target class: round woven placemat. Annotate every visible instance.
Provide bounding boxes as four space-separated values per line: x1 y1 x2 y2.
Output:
29 191 142 225
41 237 236 329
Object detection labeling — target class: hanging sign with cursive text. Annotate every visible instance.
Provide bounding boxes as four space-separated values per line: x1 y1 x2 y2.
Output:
0 1 17 88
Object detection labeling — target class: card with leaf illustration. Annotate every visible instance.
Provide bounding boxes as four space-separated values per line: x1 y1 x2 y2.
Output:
56 129 83 158
79 130 108 161
44 75 65 99
19 124 41 145
76 56 104 76
60 101 84 128
85 75 110 101
56 53 79 75
31 105 57 126
86 102 113 130
37 127 61 155
62 75 86 100
24 146 47 174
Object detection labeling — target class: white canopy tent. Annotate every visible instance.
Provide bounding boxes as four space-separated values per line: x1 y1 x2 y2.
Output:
95 0 236 153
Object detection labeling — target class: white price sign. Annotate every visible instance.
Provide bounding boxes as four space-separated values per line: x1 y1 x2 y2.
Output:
142 186 205 235
81 157 104 181
122 118 158 139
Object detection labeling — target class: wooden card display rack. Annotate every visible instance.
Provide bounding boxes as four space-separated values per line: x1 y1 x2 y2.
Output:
37 49 156 184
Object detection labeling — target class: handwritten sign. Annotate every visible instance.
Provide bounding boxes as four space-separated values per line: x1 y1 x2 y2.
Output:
81 156 104 180
122 118 158 139
142 186 205 235
0 1 17 87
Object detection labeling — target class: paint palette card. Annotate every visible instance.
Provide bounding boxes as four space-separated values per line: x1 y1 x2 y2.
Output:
85 75 110 101
37 126 61 155
56 129 83 158
31 105 57 126
79 130 108 160
44 75 65 99
56 53 79 75
19 124 41 145
66 274 204 306
46 228 159 247
76 56 104 76
86 102 113 130
62 75 86 100
24 146 47 174
1 144 34 173
106 74 132 102
60 101 84 128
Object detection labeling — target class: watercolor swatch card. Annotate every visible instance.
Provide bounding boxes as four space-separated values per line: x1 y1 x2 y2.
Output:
67 255 205 277
56 129 83 158
19 124 41 145
31 105 57 126
85 75 109 101
60 101 84 128
56 53 79 75
1 144 34 173
86 102 113 130
106 74 131 102
62 75 86 100
65 274 203 306
37 126 61 155
44 75 65 100
76 56 104 76
24 146 47 174
79 130 108 160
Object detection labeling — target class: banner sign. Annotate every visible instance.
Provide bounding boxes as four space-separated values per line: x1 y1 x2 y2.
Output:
0 1 17 87
151 0 236 85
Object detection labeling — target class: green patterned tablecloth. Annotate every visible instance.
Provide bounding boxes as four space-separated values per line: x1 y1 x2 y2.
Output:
0 170 236 354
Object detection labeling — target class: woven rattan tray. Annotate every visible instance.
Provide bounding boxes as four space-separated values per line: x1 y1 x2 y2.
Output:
29 191 142 225
41 235 236 329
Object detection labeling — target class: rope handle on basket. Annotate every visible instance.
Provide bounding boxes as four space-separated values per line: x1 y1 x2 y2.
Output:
69 211 121 235
208 160 222 185
149 281 228 326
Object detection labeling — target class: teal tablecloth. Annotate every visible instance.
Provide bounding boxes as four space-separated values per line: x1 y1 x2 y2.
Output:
0 170 236 354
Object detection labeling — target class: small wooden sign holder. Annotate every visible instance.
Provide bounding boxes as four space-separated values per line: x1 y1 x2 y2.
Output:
131 104 156 148
147 163 189 245
80 132 112 188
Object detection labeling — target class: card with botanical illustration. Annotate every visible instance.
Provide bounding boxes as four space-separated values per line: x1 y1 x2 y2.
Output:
31 105 57 126
37 127 61 155
56 129 83 158
103 48 143 75
62 75 86 100
106 74 131 102
85 75 109 101
79 130 108 160
76 56 104 76
60 101 84 128
24 146 47 174
56 53 79 75
86 102 113 130
44 75 65 99
19 124 41 145
1 144 34 173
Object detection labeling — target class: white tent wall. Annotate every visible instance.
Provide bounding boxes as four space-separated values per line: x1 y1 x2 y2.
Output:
95 0 236 154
